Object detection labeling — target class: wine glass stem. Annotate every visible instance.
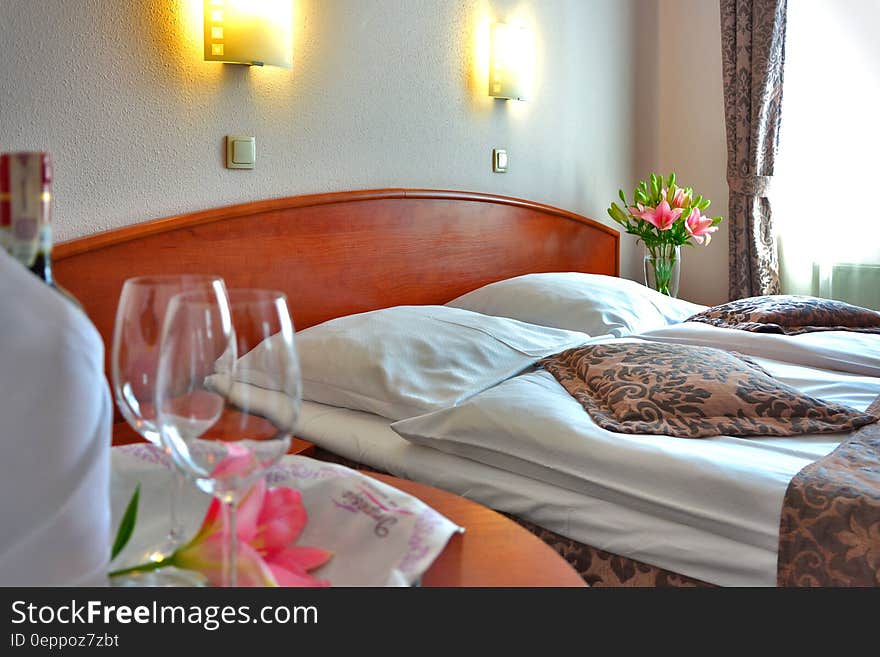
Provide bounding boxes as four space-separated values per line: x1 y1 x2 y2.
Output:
221 499 238 587
168 468 186 545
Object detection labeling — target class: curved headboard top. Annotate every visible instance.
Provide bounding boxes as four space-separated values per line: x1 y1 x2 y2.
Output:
56 188 619 353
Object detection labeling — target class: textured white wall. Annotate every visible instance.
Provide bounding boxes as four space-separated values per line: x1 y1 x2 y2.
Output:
649 0 729 305
0 0 646 282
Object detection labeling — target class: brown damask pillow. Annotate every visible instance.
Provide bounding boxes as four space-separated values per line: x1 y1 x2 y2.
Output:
540 342 878 438
685 295 880 335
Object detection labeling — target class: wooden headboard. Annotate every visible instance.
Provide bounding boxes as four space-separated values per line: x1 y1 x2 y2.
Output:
56 188 618 362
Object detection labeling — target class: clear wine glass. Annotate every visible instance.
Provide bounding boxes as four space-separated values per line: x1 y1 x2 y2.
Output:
111 274 227 575
155 289 301 586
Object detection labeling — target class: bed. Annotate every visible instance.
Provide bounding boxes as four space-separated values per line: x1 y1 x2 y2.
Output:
55 189 880 587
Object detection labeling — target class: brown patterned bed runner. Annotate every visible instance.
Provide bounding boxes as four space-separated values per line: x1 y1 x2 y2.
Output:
778 394 880 586
686 295 880 335
540 342 877 439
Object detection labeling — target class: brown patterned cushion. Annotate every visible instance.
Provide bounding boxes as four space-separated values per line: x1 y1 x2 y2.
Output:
540 342 878 439
685 295 880 335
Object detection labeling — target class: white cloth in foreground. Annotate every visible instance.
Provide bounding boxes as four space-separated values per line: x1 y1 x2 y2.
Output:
0 250 112 586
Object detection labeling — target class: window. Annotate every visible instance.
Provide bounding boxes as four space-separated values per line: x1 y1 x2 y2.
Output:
775 0 880 308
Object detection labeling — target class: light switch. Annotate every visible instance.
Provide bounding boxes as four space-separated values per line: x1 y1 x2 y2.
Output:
226 136 255 169
493 148 508 173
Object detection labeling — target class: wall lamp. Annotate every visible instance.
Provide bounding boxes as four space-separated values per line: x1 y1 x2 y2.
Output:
204 0 293 68
489 22 531 101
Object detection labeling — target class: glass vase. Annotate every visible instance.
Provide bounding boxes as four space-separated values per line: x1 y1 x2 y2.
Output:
643 244 681 297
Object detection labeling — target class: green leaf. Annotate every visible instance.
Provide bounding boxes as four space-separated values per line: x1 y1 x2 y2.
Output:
700 198 711 210
111 484 140 561
666 172 676 188
711 216 723 226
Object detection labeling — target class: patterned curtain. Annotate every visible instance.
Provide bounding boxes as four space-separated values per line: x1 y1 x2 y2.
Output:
720 0 788 299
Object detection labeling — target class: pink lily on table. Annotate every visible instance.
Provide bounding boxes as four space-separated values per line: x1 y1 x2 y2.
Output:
173 479 332 587
109 454 332 586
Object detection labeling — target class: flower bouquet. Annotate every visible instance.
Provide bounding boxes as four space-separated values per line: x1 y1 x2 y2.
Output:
607 172 722 296
109 478 332 587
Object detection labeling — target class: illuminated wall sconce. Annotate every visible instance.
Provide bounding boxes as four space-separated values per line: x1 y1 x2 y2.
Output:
204 0 293 68
489 22 531 101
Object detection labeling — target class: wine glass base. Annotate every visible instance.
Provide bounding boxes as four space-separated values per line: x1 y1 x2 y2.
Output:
110 567 207 587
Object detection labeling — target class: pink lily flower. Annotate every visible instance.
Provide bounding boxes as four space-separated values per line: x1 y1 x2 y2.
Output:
633 200 682 231
665 187 689 209
172 481 278 586
685 207 718 245
109 445 333 587
173 478 332 587
168 446 331 586
628 203 652 223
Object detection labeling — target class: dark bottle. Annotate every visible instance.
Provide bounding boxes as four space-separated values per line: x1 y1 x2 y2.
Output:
1 152 79 305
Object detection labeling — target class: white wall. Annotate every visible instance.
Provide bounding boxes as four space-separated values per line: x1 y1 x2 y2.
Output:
645 0 729 305
0 0 647 282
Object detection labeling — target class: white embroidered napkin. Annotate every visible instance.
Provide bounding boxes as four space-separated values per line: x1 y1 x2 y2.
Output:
110 445 463 586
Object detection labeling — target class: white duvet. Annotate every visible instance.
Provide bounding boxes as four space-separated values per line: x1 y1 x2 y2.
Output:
389 324 880 583
639 322 880 378
229 322 880 586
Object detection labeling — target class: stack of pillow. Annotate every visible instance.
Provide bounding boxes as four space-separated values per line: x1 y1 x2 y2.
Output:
232 273 704 422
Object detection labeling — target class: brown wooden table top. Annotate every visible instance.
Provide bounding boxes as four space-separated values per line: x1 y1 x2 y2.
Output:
364 472 587 588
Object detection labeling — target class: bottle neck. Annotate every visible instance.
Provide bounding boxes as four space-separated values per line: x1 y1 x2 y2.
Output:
2 152 53 281
25 230 80 308
9 222 54 285
1 152 77 306
29 250 54 287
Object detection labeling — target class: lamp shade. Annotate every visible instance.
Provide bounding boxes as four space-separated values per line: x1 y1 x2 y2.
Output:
489 23 530 101
203 0 293 68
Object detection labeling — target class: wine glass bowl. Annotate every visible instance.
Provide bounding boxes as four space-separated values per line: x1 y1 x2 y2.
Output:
112 275 228 445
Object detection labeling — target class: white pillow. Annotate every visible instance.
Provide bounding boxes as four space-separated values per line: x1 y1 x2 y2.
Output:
446 273 705 337
233 305 591 421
